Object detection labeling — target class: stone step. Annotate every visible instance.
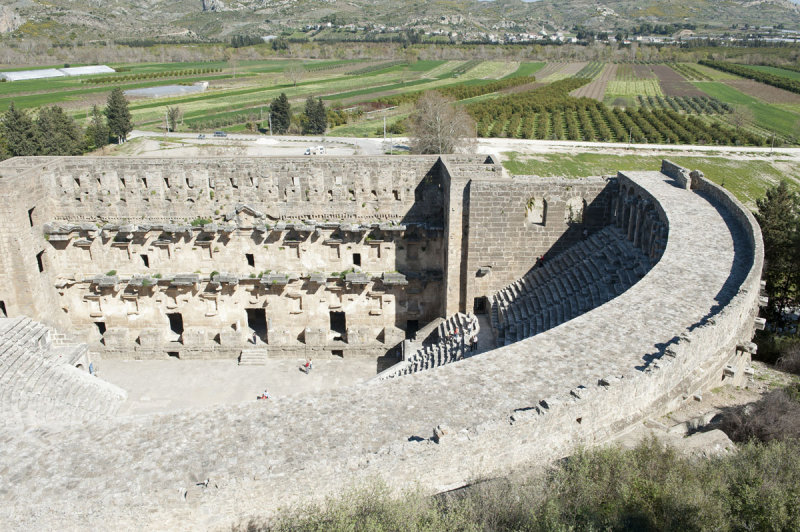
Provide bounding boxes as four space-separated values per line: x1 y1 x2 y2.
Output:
238 348 269 366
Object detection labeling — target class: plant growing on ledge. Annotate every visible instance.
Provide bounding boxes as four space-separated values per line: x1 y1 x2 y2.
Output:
190 217 212 227
105 270 117 276
153 273 162 279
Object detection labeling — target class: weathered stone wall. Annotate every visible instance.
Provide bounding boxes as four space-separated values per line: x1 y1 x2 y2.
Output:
36 156 445 223
1 156 493 359
464 175 613 307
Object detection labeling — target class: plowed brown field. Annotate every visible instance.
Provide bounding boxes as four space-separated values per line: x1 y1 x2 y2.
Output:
651 64 705 97
571 64 618 101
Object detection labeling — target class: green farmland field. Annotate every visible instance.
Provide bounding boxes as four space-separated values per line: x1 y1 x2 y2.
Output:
694 81 800 139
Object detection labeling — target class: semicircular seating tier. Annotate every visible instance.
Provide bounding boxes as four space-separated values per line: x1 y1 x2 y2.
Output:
0 317 127 429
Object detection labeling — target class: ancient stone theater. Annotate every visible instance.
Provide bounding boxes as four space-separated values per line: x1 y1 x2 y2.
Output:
0 154 764 529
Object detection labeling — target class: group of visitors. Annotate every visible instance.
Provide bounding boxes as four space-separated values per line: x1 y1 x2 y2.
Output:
446 325 480 354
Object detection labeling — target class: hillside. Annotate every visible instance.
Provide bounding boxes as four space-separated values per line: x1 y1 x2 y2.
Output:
3 0 800 42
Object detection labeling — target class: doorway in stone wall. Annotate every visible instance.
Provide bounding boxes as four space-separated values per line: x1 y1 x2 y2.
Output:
246 308 267 343
330 311 346 341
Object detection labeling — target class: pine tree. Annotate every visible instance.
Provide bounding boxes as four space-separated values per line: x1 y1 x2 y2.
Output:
105 87 133 143
270 93 291 134
0 103 40 157
36 105 83 156
755 180 800 326
85 105 110 150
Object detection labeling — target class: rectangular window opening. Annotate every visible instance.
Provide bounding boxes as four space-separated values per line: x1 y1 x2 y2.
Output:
168 351 180 359
405 319 419 340
141 254 150 268
353 253 361 266
36 251 44 273
95 321 106 335
332 349 344 358
246 253 255 267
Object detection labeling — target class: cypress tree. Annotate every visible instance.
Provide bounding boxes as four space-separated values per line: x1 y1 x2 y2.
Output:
755 181 800 326
302 96 327 135
315 98 327 134
302 95 317 135
0 103 40 157
105 87 132 143
85 105 110 150
270 93 291 134
36 105 83 156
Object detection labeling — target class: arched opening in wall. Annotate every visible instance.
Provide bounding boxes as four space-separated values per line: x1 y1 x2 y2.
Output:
526 197 547 226
246 308 267 343
76 364 84 371
565 197 585 225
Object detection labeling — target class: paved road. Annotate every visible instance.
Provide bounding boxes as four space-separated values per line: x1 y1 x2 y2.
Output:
129 130 800 160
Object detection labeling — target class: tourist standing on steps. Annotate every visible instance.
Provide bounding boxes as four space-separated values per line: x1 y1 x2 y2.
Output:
470 334 478 353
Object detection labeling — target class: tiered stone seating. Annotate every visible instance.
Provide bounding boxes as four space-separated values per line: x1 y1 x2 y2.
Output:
378 312 478 379
490 226 651 345
0 317 127 428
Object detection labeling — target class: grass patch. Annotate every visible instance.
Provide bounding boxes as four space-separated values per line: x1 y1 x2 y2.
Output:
503 152 800 206
505 62 546 78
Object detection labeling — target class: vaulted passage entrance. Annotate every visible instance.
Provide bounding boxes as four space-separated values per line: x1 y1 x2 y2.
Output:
330 311 346 340
246 308 267 343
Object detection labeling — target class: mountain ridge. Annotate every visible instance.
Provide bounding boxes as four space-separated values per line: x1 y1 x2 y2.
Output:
4 0 800 41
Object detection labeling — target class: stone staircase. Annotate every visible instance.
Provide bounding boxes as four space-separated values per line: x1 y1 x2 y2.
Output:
239 348 269 365
377 312 478 380
490 225 651 345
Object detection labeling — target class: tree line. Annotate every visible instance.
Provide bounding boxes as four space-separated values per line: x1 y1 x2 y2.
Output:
0 87 133 160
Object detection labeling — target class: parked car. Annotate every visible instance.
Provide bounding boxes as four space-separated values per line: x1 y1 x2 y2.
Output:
213 131 227 138
197 134 206 139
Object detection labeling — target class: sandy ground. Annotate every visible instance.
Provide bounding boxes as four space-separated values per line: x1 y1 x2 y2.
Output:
99 355 386 416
